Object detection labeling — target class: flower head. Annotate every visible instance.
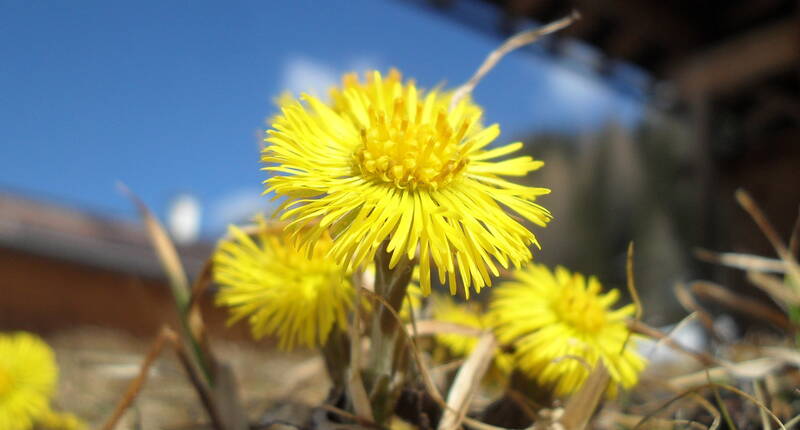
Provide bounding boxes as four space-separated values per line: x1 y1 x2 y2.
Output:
263 70 551 298
491 264 646 397
0 332 58 430
213 217 353 350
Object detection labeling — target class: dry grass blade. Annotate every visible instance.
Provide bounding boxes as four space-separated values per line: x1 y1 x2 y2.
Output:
627 242 643 321
629 320 717 366
118 183 215 382
690 281 795 332
188 258 214 312
715 382 786 429
669 357 780 390
621 242 643 354
101 327 175 430
347 282 374 421
450 11 579 107
358 287 445 406
559 362 610 430
674 283 717 338
321 405 381 429
754 380 773 430
786 414 800 429
695 248 787 273
408 320 484 338
609 412 710 430
790 207 800 258
762 346 800 366
188 258 217 368
102 327 226 430
707 370 736 430
633 386 721 430
736 189 800 286
118 183 190 310
645 312 699 360
748 270 800 307
438 333 497 430
462 417 511 430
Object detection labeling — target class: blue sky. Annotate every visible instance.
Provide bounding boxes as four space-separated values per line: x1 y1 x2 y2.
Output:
0 0 644 236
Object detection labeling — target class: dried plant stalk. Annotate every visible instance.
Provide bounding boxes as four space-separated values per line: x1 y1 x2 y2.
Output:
559 362 610 430
438 333 498 430
450 11 579 108
695 248 787 273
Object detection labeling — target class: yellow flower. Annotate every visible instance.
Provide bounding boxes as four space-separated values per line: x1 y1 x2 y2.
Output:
213 217 353 350
491 265 646 397
263 70 551 298
38 410 86 430
0 332 57 430
431 296 513 377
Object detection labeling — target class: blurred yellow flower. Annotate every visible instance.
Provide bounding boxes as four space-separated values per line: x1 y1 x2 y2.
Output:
214 217 353 350
431 296 513 377
491 265 646 397
0 332 57 430
38 409 86 430
263 69 551 298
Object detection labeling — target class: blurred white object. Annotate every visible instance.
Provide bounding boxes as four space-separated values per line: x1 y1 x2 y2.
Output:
638 318 707 366
167 193 201 244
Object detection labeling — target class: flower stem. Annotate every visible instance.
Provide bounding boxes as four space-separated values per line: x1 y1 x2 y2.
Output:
366 243 414 425
322 328 351 388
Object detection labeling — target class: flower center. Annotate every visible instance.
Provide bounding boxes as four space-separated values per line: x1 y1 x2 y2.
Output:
0 366 12 398
354 101 471 190
553 286 606 333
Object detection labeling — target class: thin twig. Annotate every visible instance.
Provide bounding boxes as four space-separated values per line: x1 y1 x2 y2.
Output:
690 281 796 331
101 327 174 430
645 312 699 361
736 190 800 286
628 320 717 367
450 11 579 108
627 242 643 320
622 241 642 353
674 283 718 340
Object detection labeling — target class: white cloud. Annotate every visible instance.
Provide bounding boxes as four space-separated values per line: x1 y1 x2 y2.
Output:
210 187 274 229
280 54 380 98
167 193 201 244
529 61 641 132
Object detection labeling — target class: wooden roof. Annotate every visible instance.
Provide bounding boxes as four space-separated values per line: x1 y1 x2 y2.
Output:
414 0 798 99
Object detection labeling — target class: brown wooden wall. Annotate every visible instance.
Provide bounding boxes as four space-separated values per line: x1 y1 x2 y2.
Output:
0 247 256 342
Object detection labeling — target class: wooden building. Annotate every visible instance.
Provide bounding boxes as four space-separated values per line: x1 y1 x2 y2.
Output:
414 0 799 279
0 192 243 338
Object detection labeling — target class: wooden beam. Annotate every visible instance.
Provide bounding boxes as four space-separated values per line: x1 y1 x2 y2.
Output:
674 18 799 96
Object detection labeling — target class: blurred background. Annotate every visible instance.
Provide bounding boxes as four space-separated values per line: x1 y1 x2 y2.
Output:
0 1 798 422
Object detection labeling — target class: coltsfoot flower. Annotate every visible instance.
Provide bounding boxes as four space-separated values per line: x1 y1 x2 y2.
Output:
491 265 646 397
263 70 551 298
0 332 58 430
213 217 353 350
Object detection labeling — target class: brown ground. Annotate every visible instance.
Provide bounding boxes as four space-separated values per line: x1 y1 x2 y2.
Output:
47 326 329 429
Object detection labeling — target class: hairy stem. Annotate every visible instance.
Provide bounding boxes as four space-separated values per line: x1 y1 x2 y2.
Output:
366 243 414 425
